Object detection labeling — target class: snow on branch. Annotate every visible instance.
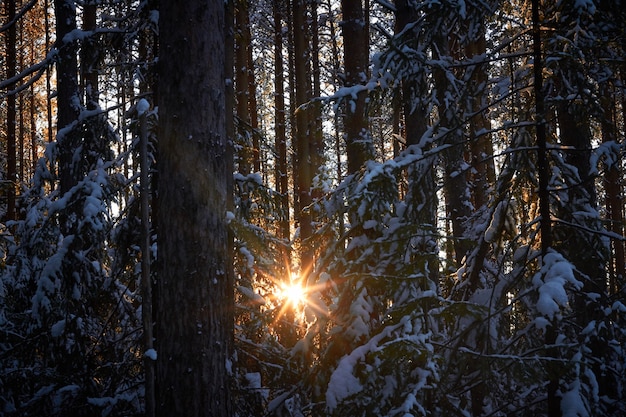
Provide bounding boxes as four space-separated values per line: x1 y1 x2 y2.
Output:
532 251 582 321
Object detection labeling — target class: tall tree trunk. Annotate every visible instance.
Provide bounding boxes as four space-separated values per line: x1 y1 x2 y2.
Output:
81 1 98 109
532 1 558 415
325 0 345 236
395 0 438 283
292 0 314 274
555 96 605 278
139 102 155 417
455 20 497 297
434 31 473 268
18 79 24 187
463 22 498 417
156 0 234 415
437 20 486 415
30 81 37 176
272 0 298 349
466 32 496 209
287 1 299 218
310 0 324 177
245 9 260 173
45 0 53 144
601 83 625 293
54 0 80 196
235 0 253 175
17 19 24 187
5 0 17 222
274 0 290 247
341 0 372 174
395 0 428 148
557 101 595 205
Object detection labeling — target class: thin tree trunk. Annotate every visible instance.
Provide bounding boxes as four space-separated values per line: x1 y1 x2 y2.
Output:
81 1 98 109
310 0 324 176
326 0 345 236
532 1 558 415
45 0 53 145
287 1 299 218
395 0 437 283
533 0 551 256
30 82 37 177
395 0 428 148
235 0 253 175
139 103 155 417
245 7 260 174
156 0 234 415
5 0 17 222
601 84 625 292
433 31 473 268
437 23 487 415
18 84 24 187
466 32 496 209
273 0 297 349
18 20 24 187
274 0 290 246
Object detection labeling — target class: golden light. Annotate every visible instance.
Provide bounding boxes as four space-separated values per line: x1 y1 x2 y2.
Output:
278 280 306 308
270 269 330 335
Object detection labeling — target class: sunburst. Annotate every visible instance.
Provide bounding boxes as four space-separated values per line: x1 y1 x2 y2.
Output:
278 280 307 308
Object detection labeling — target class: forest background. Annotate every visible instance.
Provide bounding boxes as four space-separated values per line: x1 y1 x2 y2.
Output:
0 0 625 416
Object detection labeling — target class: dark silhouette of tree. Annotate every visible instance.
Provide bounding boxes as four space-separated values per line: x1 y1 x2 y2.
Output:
341 0 373 173
4 0 17 221
155 0 234 415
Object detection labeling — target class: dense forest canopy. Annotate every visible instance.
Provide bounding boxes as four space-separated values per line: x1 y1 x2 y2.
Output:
1 0 625 416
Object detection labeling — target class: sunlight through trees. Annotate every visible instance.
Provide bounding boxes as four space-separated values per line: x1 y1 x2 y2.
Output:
1 0 625 416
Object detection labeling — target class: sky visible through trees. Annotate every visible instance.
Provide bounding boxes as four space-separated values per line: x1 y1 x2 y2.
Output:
0 0 625 416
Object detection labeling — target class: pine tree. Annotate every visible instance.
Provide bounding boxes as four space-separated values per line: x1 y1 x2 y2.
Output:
155 0 234 415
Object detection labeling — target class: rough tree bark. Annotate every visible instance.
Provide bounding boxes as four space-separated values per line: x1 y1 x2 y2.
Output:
466 31 496 209
81 0 98 109
234 0 256 174
5 0 17 222
433 30 473 268
273 0 290 247
292 0 314 273
156 1 234 416
601 83 625 292
341 0 372 174
54 0 80 196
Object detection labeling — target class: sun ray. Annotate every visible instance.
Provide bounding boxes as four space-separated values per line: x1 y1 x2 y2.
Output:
279 281 306 308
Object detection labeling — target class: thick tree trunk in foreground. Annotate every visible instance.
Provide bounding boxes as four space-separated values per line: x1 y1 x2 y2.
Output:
156 1 234 416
